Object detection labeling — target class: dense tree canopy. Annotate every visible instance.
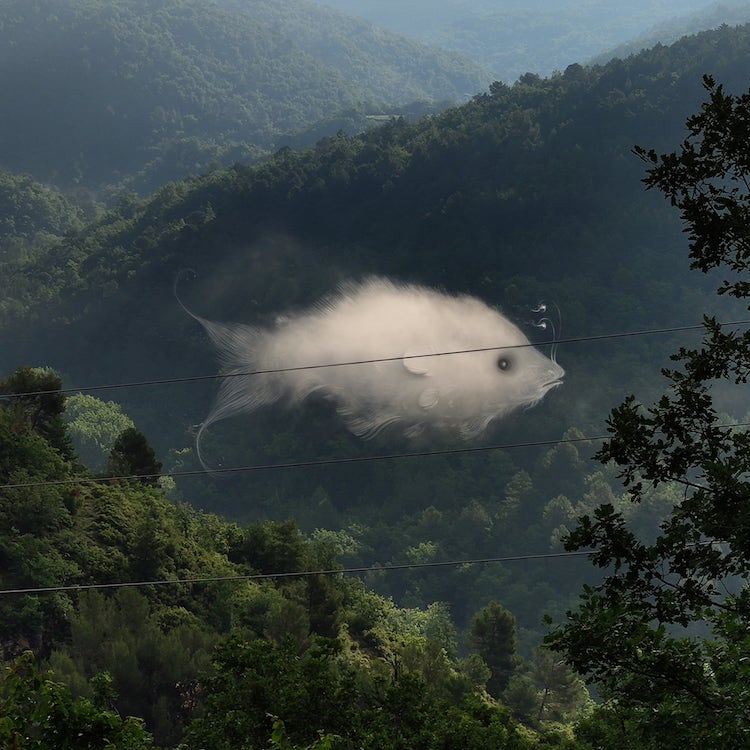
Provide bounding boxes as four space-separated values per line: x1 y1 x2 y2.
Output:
5 16 750 749
0 170 84 261
0 366 587 747
2 22 749 664
0 0 487 192
469 601 519 696
547 76 750 747
0 653 156 750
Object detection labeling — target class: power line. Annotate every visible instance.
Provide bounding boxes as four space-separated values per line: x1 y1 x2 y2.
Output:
3 318 744 400
0 432 607 490
1 316 746 492
0 550 596 596
4 422 749 491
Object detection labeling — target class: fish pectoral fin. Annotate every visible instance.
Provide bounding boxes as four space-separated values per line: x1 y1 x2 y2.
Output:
418 388 440 409
402 350 432 376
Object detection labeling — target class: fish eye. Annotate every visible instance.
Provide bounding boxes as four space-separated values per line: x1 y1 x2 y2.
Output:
497 356 513 372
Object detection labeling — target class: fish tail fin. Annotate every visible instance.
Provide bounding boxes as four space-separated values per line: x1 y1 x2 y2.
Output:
176 272 281 470
195 322 283 471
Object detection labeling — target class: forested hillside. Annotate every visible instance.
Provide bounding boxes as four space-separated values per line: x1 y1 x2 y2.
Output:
3 14 750 749
3 21 750 650
0 370 591 747
0 0 488 193
590 1 750 64
0 170 86 262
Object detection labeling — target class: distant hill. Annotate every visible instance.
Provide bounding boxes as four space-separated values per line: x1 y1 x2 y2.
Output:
217 0 488 101
312 0 731 80
0 0 489 193
589 1 750 65
0 170 84 262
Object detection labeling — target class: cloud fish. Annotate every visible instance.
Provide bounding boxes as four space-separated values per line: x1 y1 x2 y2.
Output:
182 277 564 464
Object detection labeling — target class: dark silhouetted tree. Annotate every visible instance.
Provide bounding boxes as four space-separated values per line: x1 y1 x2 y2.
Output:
106 427 162 485
547 76 750 747
0 366 74 460
469 601 519 696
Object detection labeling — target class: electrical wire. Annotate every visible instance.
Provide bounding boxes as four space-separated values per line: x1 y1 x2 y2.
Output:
0 549 596 596
1 317 747 491
4 422 749 491
2 315 742 603
2 318 745 400
1 432 607 489
0 320 742 597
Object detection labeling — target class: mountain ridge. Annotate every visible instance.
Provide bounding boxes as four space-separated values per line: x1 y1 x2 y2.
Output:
0 0 489 192
311 0 742 80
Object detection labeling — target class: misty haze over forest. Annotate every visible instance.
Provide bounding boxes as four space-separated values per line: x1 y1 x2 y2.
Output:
1 1 750 748
310 0 750 79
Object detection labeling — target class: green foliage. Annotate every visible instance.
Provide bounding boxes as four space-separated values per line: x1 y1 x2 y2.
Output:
469 601 519 696
180 636 349 750
0 652 156 749
47 589 216 747
503 675 540 726
107 427 163 484
266 716 337 750
229 519 306 573
65 393 135 471
0 169 83 262
1 375 577 746
0 0 486 192
547 76 750 745
181 634 567 750
0 375 80 653
530 647 590 725
636 75 750 301
0 367 75 460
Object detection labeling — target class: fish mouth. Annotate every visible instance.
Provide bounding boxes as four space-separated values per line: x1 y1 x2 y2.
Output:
520 378 563 412
534 377 564 401
540 378 563 393
516 374 564 398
